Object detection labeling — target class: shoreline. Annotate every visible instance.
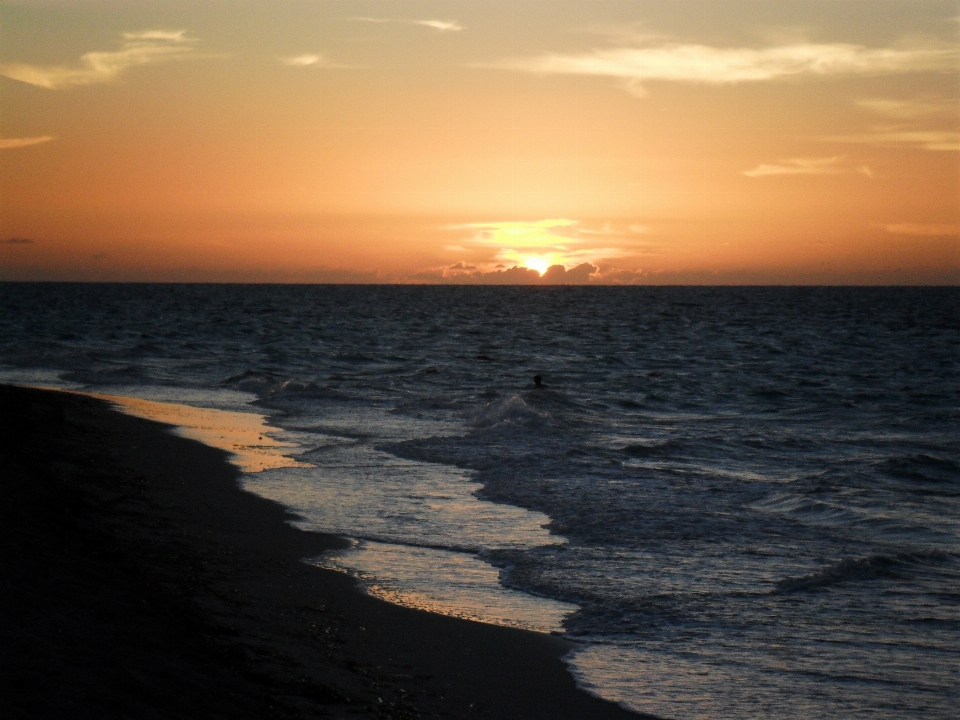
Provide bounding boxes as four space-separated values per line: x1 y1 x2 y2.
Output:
0 384 648 719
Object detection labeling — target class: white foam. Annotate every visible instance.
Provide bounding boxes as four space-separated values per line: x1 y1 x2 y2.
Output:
0 368 83 390
314 540 576 633
244 442 563 552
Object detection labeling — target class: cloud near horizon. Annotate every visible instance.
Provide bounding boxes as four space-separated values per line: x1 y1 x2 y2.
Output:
446 219 643 276
429 260 655 285
485 41 959 96
0 136 55 150
0 30 196 89
447 261 601 284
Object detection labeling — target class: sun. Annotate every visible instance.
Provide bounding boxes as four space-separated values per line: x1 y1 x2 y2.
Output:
523 256 552 276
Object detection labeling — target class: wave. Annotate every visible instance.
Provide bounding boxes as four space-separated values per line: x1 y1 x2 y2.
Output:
880 453 960 485
222 370 353 403
749 493 862 526
306 532 485 556
621 440 676 457
269 379 353 401
332 350 379 364
468 394 551 430
378 438 481 471
774 551 952 594
222 369 283 392
62 364 147 385
391 395 463 414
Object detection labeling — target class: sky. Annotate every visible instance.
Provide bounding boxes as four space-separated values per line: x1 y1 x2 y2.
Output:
1 0 958 284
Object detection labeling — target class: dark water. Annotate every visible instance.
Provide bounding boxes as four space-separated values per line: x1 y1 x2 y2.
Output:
2 284 958 719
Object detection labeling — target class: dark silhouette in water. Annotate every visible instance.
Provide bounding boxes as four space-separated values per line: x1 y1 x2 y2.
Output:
533 375 543 388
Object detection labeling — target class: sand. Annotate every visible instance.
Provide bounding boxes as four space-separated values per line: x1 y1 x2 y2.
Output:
0 384 649 719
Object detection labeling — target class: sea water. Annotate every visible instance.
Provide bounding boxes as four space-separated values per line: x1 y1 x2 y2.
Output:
1 284 957 719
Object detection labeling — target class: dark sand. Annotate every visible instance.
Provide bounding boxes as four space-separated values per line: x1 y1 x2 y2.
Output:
0 384 649 719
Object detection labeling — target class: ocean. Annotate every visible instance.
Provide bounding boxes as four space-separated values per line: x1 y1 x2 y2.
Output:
2 283 957 719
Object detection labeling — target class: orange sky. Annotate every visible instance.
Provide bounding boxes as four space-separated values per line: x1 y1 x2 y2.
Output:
1 0 958 283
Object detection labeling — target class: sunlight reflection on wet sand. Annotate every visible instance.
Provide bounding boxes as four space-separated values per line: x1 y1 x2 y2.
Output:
313 539 576 633
90 392 307 473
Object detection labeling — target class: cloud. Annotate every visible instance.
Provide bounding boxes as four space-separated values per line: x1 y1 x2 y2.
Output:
541 262 598 284
593 269 648 285
440 265 543 285
0 136 55 150
823 129 960 151
1 237 33 244
445 219 644 277
280 54 322 66
0 30 196 89
857 97 958 119
451 219 578 247
846 98 960 151
578 221 641 236
882 223 960 236
123 30 188 43
447 261 477 271
278 53 354 68
353 17 463 32
742 156 875 177
412 20 463 33
417 262 648 285
485 41 958 95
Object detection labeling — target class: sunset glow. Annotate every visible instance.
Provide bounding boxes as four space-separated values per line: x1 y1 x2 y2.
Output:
522 256 553 276
1 1 957 284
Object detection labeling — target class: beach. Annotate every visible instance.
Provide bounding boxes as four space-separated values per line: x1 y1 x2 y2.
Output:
0 383 645 719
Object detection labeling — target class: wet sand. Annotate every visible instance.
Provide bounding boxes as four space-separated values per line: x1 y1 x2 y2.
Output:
0 384 648 719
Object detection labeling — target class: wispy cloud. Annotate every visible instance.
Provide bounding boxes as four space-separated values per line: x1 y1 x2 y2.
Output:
743 156 873 177
846 97 960 151
882 223 960 236
123 30 188 43
857 97 958 119
1 237 33 244
412 20 463 32
484 41 958 96
353 17 463 32
0 30 196 89
280 54 323 66
278 53 354 69
452 219 578 248
823 129 960 151
0 136 55 150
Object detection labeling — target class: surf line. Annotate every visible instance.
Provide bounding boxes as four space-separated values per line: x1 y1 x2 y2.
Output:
28 386 306 473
